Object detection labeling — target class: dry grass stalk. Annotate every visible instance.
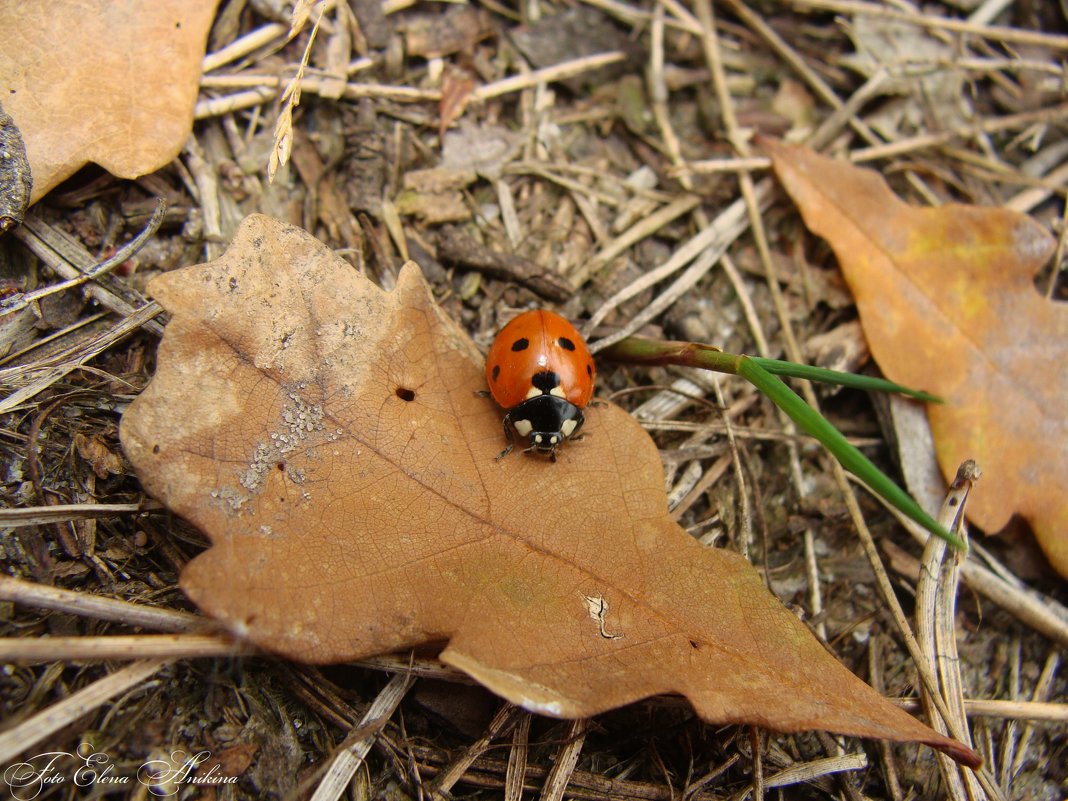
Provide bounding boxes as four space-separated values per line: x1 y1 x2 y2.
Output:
0 633 248 662
308 671 413 801
267 2 327 182
584 189 764 348
540 717 590 801
11 218 164 336
764 752 868 788
0 659 172 764
791 0 1068 50
0 502 154 526
0 302 162 413
428 703 521 797
505 711 532 801
2 201 165 315
893 697 1067 724
0 575 196 631
202 22 289 73
1009 652 1061 777
915 463 989 800
886 506 1068 647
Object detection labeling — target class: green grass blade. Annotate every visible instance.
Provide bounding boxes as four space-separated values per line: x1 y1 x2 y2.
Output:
737 357 965 550
748 357 943 402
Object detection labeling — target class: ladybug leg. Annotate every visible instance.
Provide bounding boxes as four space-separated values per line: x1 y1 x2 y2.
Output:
474 389 491 398
495 417 516 461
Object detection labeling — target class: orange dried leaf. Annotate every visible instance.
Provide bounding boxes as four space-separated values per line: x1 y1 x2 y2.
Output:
120 214 978 766
0 1 218 202
765 140 1065 577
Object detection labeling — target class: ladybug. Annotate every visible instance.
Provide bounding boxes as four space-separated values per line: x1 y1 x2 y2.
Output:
485 309 596 459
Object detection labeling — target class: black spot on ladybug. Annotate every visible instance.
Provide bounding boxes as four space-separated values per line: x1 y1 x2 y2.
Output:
511 337 530 352
586 364 593 378
558 337 576 351
531 370 560 393
491 364 500 381
396 387 416 401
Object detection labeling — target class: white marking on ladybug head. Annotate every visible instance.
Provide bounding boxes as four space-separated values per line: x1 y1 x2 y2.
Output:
550 386 566 399
561 419 578 438
534 434 544 444
514 419 533 437
550 435 559 444
525 386 543 400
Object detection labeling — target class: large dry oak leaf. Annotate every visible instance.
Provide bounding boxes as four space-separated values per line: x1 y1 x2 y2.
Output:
120 214 978 766
764 140 1066 578
0 1 218 202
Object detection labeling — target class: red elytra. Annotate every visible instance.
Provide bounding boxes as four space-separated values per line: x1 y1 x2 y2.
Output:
485 310 596 458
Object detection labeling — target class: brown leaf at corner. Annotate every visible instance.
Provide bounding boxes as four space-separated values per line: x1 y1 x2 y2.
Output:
74 432 124 479
439 69 475 140
764 139 1067 579
120 214 979 767
0 1 218 202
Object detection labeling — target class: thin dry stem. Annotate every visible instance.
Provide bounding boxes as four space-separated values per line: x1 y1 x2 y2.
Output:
584 189 766 349
0 302 164 414
0 634 249 662
202 23 289 72
430 704 521 798
309 671 414 801
10 220 164 337
540 718 590 801
893 698 1068 724
915 469 984 800
764 753 868 788
0 576 197 632
790 0 1068 50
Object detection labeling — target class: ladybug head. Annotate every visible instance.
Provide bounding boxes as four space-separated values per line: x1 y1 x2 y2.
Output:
506 395 585 455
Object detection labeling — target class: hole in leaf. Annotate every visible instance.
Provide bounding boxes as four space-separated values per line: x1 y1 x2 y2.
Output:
152 444 160 454
276 461 286 472
396 387 416 402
